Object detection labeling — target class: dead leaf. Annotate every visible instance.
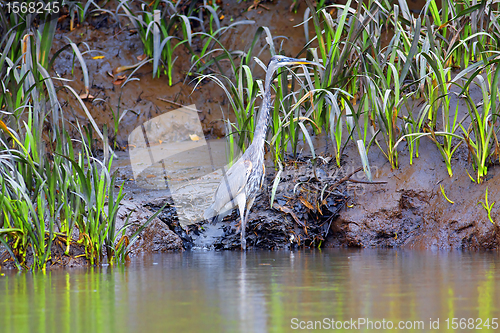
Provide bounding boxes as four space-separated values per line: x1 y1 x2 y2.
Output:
92 55 105 60
273 204 305 227
299 196 314 210
137 54 147 61
57 14 68 23
0 119 12 136
79 92 95 101
114 64 139 74
113 75 126 85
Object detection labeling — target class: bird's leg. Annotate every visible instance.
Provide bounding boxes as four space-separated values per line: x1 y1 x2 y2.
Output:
239 208 246 251
241 197 255 250
237 195 247 251
235 196 255 232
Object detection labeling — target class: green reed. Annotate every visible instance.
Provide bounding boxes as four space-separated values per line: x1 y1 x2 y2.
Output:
0 9 161 269
459 62 500 183
118 0 188 84
478 187 496 225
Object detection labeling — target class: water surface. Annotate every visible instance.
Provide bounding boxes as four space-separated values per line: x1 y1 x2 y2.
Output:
1 249 499 332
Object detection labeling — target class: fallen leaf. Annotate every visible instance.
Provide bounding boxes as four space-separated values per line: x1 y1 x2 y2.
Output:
106 71 114 78
137 54 147 61
299 196 314 210
189 134 200 141
92 55 105 60
113 75 126 85
146 174 156 178
79 92 95 100
273 204 306 228
114 64 140 74
57 14 68 23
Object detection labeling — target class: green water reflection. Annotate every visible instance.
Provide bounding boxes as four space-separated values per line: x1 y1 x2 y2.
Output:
1 249 499 332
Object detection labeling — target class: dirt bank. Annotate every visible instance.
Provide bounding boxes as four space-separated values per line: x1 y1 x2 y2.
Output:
140 154 348 250
328 137 500 250
122 135 499 252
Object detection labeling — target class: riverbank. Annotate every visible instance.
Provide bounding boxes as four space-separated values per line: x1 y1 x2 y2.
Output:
1 0 500 270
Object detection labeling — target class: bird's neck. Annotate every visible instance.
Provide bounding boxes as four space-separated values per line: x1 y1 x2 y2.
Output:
253 68 275 148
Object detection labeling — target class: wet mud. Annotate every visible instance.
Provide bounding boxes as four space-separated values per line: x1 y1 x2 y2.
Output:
143 156 348 250
0 237 89 269
332 138 500 250
129 134 499 252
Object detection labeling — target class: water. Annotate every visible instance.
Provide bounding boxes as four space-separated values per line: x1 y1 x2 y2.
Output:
1 249 499 332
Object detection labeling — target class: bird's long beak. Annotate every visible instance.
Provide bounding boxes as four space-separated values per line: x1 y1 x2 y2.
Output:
285 58 323 69
292 61 315 65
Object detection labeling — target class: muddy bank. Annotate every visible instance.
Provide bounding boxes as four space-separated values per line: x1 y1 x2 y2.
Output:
329 138 500 250
0 237 89 269
116 130 500 253
135 155 348 251
4 0 500 271
2 139 499 270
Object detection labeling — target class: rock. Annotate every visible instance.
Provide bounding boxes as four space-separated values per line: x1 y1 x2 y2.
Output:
116 200 183 254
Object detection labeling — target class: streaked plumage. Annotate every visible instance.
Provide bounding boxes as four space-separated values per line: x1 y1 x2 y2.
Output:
204 55 318 250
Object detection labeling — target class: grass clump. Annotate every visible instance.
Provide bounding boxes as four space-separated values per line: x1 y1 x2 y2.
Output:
0 3 161 270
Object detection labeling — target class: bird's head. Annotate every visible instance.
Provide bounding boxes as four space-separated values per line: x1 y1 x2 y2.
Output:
268 55 320 71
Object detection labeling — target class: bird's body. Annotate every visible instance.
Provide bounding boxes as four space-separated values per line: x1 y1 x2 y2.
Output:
203 137 265 250
204 55 318 250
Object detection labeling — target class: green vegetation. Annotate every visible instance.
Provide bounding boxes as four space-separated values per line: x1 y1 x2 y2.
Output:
191 0 499 185
479 187 496 225
0 1 162 270
118 0 253 84
210 0 500 185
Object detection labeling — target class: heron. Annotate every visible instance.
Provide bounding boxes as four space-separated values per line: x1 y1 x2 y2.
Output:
204 55 319 250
